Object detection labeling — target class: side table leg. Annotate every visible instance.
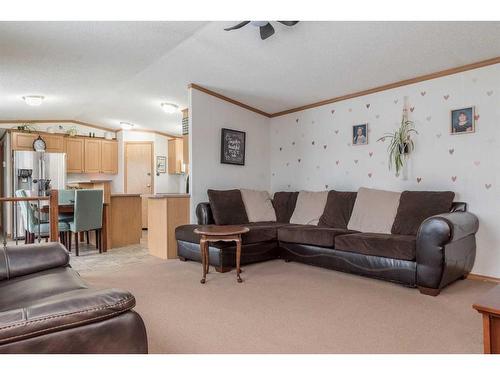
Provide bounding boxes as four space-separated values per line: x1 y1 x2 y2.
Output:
236 236 242 283
200 238 207 284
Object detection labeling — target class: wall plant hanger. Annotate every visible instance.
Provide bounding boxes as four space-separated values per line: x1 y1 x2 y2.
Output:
378 97 418 179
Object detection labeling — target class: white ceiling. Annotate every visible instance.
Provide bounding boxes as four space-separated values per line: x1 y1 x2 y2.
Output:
1 21 499 135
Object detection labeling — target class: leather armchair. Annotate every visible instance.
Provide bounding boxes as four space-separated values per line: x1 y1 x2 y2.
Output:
0 243 147 353
416 211 479 295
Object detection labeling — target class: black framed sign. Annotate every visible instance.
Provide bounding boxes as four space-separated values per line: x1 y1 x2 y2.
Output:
220 128 246 165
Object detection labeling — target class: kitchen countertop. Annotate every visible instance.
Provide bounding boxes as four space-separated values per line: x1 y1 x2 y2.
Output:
67 180 113 184
111 193 142 198
144 193 190 199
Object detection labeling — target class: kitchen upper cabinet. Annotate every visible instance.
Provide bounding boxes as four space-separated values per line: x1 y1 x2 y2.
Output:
168 138 184 174
43 134 65 152
65 138 85 173
11 132 37 151
101 140 118 174
84 138 102 173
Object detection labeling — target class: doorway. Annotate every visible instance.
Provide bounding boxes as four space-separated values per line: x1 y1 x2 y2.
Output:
124 142 154 229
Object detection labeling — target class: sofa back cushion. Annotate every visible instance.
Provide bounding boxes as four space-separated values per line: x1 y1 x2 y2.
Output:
289 191 329 225
347 187 401 234
391 191 455 235
240 189 277 222
272 192 299 223
207 189 249 225
319 190 358 229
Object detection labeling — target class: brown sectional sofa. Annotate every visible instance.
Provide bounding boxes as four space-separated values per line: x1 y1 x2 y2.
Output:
176 190 479 296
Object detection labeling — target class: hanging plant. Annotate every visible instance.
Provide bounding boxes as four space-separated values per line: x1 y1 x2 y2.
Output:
378 118 418 176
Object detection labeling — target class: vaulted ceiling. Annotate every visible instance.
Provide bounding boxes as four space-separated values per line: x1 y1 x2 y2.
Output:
1 21 499 135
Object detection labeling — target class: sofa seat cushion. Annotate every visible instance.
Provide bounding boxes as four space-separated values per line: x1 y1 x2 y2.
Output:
278 225 356 248
0 287 135 345
334 233 416 261
176 222 285 245
0 267 87 312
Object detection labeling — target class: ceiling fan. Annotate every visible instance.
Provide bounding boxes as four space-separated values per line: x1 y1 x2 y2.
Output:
224 21 299 40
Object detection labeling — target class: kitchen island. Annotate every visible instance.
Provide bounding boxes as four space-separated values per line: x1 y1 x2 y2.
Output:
146 194 190 259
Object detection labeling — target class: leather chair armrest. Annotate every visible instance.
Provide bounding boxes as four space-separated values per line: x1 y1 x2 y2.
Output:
0 288 135 345
196 202 215 225
0 242 70 281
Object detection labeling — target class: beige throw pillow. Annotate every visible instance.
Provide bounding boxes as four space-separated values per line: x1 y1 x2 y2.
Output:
240 189 277 222
289 191 329 225
347 187 401 234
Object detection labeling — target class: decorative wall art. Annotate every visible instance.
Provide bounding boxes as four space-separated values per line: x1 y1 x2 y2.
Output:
156 156 167 173
450 106 475 134
352 124 368 145
221 128 246 165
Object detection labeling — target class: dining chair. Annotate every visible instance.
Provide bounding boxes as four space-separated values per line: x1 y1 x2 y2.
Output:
58 189 75 222
15 189 70 245
68 189 104 256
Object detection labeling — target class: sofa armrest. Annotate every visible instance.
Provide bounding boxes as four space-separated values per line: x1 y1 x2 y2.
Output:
417 212 478 246
0 288 135 346
0 242 70 281
196 202 215 225
416 211 478 293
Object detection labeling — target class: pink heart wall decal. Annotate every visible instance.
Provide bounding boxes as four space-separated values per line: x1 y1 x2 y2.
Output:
368 173 372 178
451 176 457 182
354 160 358 164
335 160 340 165
487 90 493 96
369 152 373 157
474 161 480 166
331 109 336 114
485 184 492 189
366 104 371 109
417 177 422 183
334 130 339 134
420 91 426 96
443 94 450 100
394 99 398 104
449 148 454 155
410 106 415 112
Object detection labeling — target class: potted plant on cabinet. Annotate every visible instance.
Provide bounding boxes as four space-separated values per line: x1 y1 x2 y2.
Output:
378 118 418 178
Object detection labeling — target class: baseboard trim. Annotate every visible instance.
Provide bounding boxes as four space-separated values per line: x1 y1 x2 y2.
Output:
467 273 500 283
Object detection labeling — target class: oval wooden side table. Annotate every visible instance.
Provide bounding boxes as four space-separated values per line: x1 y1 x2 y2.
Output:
194 225 249 284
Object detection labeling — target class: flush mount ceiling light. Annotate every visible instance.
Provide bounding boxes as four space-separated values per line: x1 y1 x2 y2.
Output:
22 95 45 106
120 121 134 130
160 102 179 114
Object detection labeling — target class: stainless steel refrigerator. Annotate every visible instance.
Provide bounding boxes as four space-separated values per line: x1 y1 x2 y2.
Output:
12 151 66 238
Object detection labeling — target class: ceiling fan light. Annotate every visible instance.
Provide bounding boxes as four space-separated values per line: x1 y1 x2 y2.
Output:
250 21 268 27
161 102 179 114
120 121 134 130
22 95 45 106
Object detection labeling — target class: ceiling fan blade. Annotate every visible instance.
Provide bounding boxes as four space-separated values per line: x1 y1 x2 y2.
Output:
259 23 275 40
277 21 299 26
224 21 251 31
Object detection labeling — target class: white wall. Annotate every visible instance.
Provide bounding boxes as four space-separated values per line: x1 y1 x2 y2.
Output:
270 63 500 278
189 88 271 221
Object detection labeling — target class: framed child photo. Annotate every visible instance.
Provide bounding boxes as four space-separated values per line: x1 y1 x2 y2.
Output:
352 123 368 145
221 128 246 165
450 106 475 135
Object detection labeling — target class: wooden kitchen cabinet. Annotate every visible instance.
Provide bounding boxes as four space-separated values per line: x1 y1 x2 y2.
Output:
65 138 85 173
11 131 64 152
101 140 118 174
43 134 65 152
168 138 184 174
84 138 102 173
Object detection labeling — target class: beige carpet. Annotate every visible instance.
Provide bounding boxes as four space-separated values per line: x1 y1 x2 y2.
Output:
80 258 495 354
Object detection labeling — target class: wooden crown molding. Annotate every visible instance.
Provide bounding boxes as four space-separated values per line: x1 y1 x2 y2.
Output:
0 119 117 133
188 83 272 118
189 57 500 119
0 119 182 139
115 128 181 139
